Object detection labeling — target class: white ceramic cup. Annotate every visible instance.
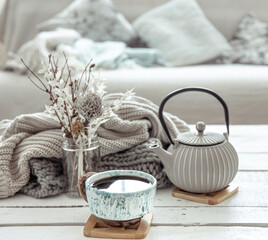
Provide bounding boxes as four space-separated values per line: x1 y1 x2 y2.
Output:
84 170 157 221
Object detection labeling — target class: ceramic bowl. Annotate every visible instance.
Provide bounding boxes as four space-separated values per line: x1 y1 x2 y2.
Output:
85 170 157 221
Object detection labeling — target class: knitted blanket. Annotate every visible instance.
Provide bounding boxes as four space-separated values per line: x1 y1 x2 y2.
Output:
20 138 171 198
100 138 172 188
20 158 66 198
0 94 189 198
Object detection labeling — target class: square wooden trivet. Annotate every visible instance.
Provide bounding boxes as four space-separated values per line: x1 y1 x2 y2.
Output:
83 212 153 239
172 183 239 205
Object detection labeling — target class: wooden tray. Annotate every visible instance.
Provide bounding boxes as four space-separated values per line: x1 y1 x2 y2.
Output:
83 212 153 239
172 183 239 205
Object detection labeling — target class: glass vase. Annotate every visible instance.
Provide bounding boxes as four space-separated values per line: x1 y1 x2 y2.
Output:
62 135 100 198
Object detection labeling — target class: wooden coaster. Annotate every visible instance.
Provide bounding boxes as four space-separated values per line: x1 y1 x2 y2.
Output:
83 212 153 239
172 183 239 205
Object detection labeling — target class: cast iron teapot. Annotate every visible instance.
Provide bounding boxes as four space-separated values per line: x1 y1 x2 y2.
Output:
150 87 239 193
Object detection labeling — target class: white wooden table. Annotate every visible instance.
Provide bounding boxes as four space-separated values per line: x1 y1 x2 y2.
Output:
1 125 268 240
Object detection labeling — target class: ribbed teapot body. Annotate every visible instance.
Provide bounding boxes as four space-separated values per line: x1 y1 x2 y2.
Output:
169 141 239 193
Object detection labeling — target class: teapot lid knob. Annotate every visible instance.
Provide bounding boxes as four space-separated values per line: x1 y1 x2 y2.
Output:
178 121 225 146
196 121 206 133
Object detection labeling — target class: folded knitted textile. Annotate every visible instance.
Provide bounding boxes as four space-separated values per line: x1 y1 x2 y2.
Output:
21 138 170 198
0 94 189 198
100 138 172 188
20 158 66 198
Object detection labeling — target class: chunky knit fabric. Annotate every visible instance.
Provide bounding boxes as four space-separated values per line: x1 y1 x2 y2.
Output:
0 94 189 198
20 158 66 198
100 138 172 188
21 138 170 198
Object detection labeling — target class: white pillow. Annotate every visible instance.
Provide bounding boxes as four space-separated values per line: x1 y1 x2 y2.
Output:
133 0 231 66
38 0 139 45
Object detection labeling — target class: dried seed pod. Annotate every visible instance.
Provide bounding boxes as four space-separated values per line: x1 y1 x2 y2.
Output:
71 120 85 135
75 92 102 121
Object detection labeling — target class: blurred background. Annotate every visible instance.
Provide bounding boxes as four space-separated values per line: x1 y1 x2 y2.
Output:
0 0 267 124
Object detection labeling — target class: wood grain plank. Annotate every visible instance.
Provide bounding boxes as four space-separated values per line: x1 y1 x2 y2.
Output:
0 193 86 207
1 207 268 227
156 171 268 207
155 184 268 207
1 172 268 208
1 226 268 240
239 153 268 171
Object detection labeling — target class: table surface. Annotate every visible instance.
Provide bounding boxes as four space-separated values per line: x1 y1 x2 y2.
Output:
1 125 268 240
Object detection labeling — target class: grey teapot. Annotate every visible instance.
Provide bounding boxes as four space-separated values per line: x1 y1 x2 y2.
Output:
150 87 239 193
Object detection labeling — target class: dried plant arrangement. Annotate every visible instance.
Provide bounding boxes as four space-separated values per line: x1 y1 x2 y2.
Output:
21 53 134 146
21 53 133 197
21 53 134 197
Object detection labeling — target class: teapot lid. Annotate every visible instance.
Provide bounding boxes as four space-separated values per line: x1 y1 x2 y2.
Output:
177 122 225 146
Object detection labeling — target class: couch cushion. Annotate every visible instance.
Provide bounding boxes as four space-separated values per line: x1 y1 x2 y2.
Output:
37 0 139 46
217 13 268 64
132 0 231 67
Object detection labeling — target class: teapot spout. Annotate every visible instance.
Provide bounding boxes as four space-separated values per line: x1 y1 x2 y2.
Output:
149 143 172 168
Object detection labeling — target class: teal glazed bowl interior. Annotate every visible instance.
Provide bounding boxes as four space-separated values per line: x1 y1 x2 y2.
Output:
85 170 157 221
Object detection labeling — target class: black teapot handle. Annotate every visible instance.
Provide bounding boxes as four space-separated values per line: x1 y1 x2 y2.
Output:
159 87 230 145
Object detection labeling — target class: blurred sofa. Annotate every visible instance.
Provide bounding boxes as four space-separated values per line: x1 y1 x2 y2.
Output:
0 0 268 125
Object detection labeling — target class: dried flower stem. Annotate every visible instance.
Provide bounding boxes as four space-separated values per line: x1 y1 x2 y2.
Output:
21 58 49 93
21 53 133 145
54 110 70 137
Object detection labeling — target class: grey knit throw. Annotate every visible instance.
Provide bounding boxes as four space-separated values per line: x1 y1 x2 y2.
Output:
100 138 171 188
20 158 66 198
0 94 190 198
21 138 170 198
